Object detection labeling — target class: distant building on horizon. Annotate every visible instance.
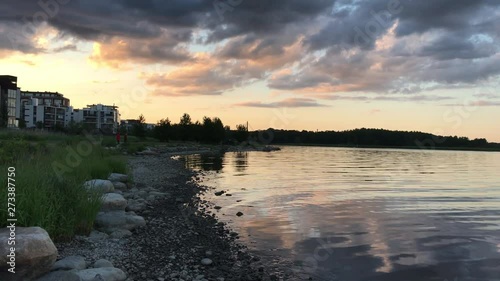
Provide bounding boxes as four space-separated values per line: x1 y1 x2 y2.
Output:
81 104 120 134
0 75 120 134
21 91 70 130
0 75 21 128
120 119 155 133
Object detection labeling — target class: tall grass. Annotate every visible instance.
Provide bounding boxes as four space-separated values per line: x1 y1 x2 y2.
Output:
0 131 128 241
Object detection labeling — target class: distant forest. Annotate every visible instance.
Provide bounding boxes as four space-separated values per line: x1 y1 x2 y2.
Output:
131 113 499 150
252 128 500 150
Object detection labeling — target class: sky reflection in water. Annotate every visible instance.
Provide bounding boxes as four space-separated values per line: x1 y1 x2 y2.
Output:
183 147 500 281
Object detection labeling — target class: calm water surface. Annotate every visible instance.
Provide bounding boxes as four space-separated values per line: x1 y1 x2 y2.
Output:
184 147 500 281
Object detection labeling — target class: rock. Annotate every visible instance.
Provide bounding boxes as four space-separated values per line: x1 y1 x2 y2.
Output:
137 190 148 199
108 173 128 183
0 227 57 281
100 193 127 211
76 268 127 281
201 258 213 266
51 255 87 271
225 194 232 196
136 149 158 156
126 200 145 212
88 230 109 240
95 211 146 234
149 191 169 198
35 271 81 281
236 212 244 217
214 191 225 196
109 229 132 239
214 206 222 210
112 182 128 191
93 259 114 268
84 180 115 193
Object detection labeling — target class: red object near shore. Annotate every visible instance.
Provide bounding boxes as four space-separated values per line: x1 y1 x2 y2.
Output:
116 132 121 144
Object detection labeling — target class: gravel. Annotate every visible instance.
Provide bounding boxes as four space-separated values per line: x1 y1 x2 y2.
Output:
56 151 298 281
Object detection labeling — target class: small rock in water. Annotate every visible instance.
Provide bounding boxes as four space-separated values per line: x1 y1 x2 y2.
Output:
214 206 222 210
214 191 225 196
201 258 213 266
225 194 232 196
236 212 244 217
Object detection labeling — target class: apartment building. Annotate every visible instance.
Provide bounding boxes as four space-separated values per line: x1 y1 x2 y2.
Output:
21 91 70 130
0 75 21 128
81 104 120 134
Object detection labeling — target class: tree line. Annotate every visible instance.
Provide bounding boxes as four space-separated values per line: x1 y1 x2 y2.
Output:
147 113 249 144
254 128 498 149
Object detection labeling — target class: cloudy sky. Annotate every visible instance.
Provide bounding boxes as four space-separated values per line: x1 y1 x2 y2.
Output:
1 0 499 141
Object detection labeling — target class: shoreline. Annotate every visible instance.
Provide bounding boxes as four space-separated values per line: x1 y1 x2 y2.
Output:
277 143 500 152
56 148 297 281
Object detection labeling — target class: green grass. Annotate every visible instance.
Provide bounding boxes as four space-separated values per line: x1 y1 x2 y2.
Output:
0 130 128 241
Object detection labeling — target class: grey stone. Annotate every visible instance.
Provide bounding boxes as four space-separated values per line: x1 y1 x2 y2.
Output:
201 258 213 266
93 259 114 268
149 191 169 198
95 211 146 234
108 173 128 183
76 268 127 281
88 230 109 240
52 255 87 271
35 271 82 281
126 200 145 212
84 180 114 193
0 227 58 281
100 193 127 211
137 190 148 199
109 230 132 239
112 182 128 191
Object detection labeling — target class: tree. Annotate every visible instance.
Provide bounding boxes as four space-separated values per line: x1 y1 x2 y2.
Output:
18 119 26 129
0 98 8 128
235 124 249 143
132 114 147 139
180 113 192 126
154 118 171 142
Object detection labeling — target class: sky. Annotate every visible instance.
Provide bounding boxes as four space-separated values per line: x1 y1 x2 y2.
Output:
1 0 499 142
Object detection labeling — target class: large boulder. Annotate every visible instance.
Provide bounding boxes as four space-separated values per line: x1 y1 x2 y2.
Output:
100 193 127 211
76 268 127 281
51 255 87 271
108 173 128 183
84 180 114 193
35 271 82 281
0 227 58 281
94 211 146 234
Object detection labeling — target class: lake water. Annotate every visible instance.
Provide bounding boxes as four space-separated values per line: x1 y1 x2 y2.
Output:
183 146 500 281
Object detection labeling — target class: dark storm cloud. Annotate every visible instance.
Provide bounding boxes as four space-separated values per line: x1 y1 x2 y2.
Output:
0 0 499 96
